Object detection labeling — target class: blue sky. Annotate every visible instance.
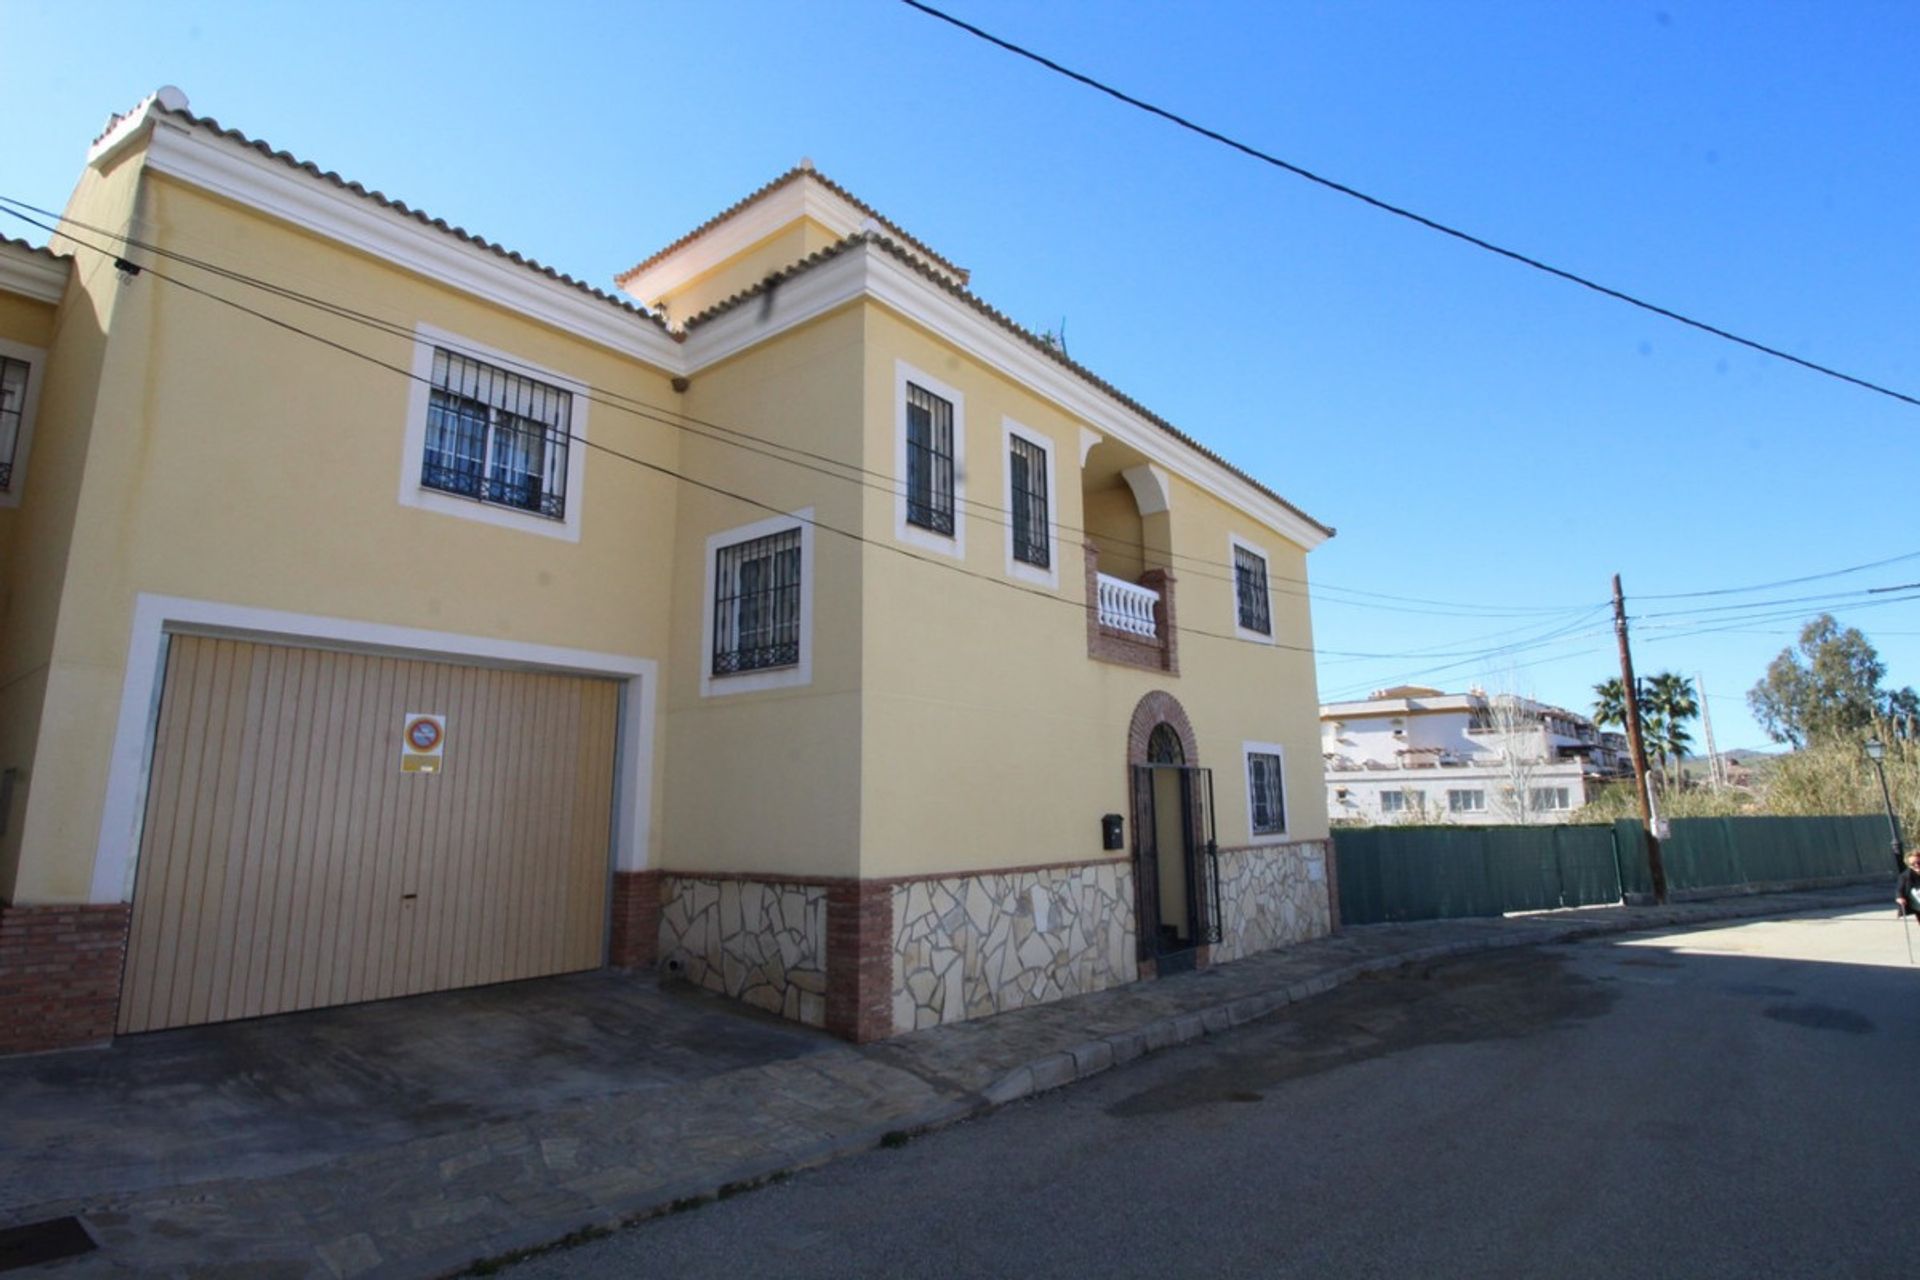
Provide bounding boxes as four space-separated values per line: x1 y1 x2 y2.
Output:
6 0 1916 750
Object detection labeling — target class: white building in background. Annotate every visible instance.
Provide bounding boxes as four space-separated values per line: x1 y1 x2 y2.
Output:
1321 685 1632 825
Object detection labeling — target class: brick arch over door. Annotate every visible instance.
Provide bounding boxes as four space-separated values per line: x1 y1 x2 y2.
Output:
1127 690 1199 767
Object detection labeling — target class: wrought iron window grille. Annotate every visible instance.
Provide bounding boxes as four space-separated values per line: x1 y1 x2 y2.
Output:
905 382 955 535
0 355 28 492
420 348 571 520
712 527 804 676
1248 752 1286 834
1234 545 1272 634
1009 434 1049 568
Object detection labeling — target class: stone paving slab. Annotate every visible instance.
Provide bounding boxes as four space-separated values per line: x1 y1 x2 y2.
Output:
1 881 1886 1277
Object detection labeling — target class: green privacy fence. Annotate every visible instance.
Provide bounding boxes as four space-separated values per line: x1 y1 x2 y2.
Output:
1337 814 1894 925
1614 813 1898 898
1334 824 1624 925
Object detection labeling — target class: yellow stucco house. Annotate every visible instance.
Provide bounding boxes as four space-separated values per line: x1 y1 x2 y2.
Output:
0 88 1335 1053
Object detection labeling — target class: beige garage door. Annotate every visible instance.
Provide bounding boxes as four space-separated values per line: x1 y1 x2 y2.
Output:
119 635 620 1034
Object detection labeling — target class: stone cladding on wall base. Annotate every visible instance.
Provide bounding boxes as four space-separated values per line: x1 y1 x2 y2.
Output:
657 877 830 1026
607 870 664 969
891 860 1137 1033
0 902 131 1055
1211 839 1334 963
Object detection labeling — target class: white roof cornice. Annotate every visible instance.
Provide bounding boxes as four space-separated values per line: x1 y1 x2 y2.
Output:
0 241 70 304
135 114 684 372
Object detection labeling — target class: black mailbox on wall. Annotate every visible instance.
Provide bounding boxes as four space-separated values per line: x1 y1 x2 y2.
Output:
1100 813 1125 850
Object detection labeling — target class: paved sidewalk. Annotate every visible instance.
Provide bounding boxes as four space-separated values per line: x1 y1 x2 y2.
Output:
1 881 1887 1278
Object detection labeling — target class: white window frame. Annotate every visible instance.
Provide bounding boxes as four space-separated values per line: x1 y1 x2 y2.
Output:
1228 532 1275 644
1001 417 1058 589
1242 741 1290 843
700 508 815 698
1379 789 1405 814
894 359 965 559
1448 788 1486 814
399 322 589 542
1529 786 1572 812
0 337 48 508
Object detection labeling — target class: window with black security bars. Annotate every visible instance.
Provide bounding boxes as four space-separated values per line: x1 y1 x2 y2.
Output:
1009 435 1049 567
1248 752 1286 834
1234 545 1271 634
0 356 27 492
422 348 571 519
905 382 954 535
712 527 804 675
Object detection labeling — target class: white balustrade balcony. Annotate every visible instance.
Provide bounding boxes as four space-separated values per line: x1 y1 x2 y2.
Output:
1096 572 1160 639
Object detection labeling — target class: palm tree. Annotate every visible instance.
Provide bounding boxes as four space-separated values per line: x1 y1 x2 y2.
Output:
1642 672 1700 790
1592 678 1628 731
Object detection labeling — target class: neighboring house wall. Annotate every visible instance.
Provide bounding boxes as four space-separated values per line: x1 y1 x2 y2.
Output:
0 151 147 908
1328 763 1593 825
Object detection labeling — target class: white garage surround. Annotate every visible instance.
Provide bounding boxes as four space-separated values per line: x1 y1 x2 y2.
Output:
89 594 659 905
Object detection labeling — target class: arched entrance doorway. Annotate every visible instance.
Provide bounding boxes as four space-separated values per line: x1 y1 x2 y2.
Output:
1127 693 1219 975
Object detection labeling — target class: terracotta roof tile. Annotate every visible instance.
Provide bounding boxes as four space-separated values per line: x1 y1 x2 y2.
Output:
150 104 672 334
614 165 968 291
0 235 70 263
682 233 1333 539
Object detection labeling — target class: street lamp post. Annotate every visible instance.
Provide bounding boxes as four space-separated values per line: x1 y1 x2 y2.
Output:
1864 736 1905 871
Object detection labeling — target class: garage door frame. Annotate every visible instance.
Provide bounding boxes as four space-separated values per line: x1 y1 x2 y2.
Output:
89 594 658 917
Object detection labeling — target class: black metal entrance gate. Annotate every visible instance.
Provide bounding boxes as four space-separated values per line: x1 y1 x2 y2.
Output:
1131 763 1221 973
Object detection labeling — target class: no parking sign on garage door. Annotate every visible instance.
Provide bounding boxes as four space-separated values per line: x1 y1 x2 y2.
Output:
400 712 446 774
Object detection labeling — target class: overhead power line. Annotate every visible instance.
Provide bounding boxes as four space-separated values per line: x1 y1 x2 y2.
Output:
20 210 1613 671
0 195 1597 622
1638 550 1920 600
900 0 1920 410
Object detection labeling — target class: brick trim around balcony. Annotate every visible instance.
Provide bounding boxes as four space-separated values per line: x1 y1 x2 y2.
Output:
0 901 132 1055
1084 544 1179 674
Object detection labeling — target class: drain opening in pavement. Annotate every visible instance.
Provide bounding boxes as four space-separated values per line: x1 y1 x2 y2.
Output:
0 1217 97 1271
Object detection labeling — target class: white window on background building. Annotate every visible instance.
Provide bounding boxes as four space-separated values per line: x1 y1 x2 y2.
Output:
1530 786 1572 811
1380 790 1406 814
1448 789 1486 814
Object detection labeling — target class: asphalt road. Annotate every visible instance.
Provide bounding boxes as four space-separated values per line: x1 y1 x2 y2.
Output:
503 905 1920 1279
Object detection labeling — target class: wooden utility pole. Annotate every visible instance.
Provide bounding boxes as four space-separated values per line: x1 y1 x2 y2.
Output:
1613 574 1667 902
